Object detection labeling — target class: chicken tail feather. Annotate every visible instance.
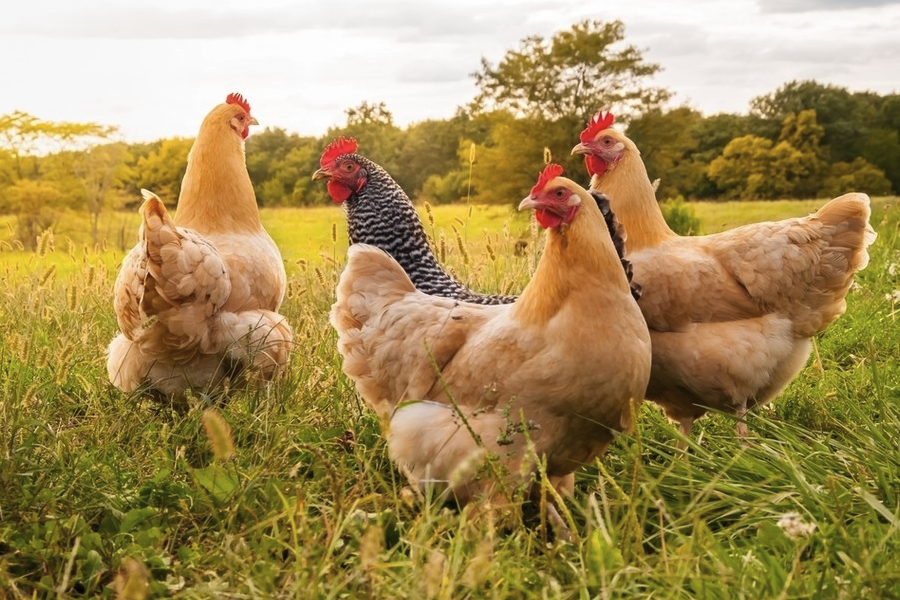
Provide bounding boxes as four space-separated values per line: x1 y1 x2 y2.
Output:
792 192 877 335
814 192 876 273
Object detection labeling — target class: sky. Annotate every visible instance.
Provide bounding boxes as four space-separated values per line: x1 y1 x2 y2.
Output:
2 0 899 143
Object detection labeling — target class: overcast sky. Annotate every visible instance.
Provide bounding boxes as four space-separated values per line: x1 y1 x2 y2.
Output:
2 0 898 142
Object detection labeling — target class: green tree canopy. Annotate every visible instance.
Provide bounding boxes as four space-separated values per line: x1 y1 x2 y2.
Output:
246 127 319 206
820 157 892 198
471 19 671 124
133 137 193 205
0 179 65 249
776 109 827 198
625 107 702 200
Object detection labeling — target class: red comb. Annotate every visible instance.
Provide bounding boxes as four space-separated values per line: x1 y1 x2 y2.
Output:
531 163 565 196
226 92 251 114
579 110 615 143
320 136 359 167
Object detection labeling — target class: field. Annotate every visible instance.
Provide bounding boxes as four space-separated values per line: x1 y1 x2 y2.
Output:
2 197 900 599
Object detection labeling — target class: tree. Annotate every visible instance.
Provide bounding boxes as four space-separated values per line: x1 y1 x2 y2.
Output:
820 158 892 198
77 143 133 244
777 109 827 198
752 80 874 164
0 111 116 179
707 110 829 200
707 135 808 200
0 179 65 249
246 127 319 206
0 111 119 247
463 111 574 206
257 143 321 207
625 107 702 200
133 137 193 204
857 127 900 193
471 19 670 124
397 117 470 197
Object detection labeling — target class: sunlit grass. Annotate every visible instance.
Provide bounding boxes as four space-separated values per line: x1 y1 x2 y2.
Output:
1 198 899 598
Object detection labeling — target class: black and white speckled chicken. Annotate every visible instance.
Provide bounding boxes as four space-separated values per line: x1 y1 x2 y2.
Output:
312 137 516 305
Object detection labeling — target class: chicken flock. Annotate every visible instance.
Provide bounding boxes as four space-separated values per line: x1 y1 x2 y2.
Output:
106 94 876 532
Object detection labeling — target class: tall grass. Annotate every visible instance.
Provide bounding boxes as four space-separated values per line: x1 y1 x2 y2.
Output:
1 198 899 598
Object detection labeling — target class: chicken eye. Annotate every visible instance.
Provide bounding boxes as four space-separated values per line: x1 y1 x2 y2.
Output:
554 188 567 199
341 161 355 172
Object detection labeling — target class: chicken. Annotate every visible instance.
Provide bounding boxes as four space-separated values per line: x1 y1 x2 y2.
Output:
107 93 293 401
330 163 651 526
312 136 516 305
572 110 876 437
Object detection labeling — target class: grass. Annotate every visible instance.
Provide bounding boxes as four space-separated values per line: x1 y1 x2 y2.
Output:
1 196 900 598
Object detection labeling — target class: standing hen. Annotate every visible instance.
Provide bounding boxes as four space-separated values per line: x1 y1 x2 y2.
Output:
330 164 651 526
107 93 293 401
572 111 876 437
312 137 516 305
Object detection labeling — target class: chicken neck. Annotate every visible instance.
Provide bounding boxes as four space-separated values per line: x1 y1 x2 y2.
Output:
511 202 630 327
175 135 264 235
595 157 675 251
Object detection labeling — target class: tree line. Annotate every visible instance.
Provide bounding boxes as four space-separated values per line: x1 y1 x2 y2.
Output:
1 20 897 249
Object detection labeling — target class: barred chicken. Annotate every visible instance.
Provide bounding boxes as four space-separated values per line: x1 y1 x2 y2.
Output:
312 136 515 305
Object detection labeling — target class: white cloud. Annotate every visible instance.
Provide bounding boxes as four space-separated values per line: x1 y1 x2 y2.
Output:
758 0 900 13
1 0 897 141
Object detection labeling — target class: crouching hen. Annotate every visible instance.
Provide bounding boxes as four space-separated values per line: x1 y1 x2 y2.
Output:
107 93 293 400
330 164 651 526
573 111 876 437
313 137 516 305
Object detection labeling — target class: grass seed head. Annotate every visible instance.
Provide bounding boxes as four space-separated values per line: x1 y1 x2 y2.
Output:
67 284 79 311
451 224 470 266
201 408 235 461
39 264 57 287
37 229 54 258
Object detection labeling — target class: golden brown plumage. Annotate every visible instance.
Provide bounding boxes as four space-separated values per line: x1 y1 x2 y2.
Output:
107 94 293 400
330 164 651 521
572 112 876 437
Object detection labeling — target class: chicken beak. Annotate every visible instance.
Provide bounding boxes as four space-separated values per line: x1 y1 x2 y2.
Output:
571 142 590 156
518 196 538 211
249 116 259 126
312 167 331 181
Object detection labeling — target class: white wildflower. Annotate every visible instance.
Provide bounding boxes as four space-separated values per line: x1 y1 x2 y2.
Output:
777 512 816 540
885 290 900 303
889 262 897 277
850 281 862 293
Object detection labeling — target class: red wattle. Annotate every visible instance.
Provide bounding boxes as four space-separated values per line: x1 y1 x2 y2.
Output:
327 181 352 204
535 209 562 229
585 155 607 177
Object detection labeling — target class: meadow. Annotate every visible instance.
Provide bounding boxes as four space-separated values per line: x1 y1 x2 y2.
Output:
1 196 900 599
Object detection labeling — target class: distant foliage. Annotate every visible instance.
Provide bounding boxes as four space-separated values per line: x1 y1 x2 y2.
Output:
820 157 893 198
2 23 899 250
660 195 701 236
472 19 670 122
707 110 830 200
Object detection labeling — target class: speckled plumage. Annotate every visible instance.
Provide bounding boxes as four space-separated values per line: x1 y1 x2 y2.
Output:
337 153 517 305
326 151 639 304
